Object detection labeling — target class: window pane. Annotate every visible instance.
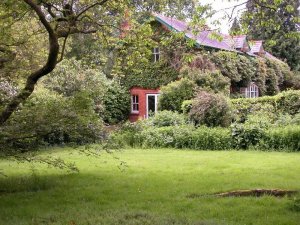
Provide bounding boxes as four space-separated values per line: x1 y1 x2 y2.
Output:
132 95 139 112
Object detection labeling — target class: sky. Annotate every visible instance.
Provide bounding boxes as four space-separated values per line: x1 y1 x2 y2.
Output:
199 0 246 34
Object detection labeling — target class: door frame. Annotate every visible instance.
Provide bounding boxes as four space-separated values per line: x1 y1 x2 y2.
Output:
146 94 160 118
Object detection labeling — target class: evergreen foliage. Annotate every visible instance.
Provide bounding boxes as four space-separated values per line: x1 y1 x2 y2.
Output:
241 0 300 70
158 78 196 112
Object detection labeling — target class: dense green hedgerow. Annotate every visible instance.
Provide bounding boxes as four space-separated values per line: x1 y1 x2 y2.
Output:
108 124 232 150
231 90 300 122
258 125 300 151
108 119 300 151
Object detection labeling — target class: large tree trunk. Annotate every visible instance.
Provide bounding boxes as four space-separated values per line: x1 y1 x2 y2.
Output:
0 0 59 126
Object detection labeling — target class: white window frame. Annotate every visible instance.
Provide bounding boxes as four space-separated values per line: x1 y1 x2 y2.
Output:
153 47 160 62
146 94 160 118
131 95 139 113
245 82 259 98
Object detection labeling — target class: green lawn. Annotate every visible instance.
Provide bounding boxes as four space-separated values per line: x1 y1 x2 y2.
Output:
0 148 300 225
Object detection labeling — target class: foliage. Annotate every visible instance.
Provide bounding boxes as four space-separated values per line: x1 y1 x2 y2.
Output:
241 0 300 70
0 88 103 150
210 51 240 82
106 122 143 149
102 81 130 124
122 61 180 89
0 79 18 107
117 125 232 150
180 68 230 95
229 17 242 35
43 58 107 98
145 110 187 127
158 78 196 112
258 125 300 151
181 99 193 115
231 90 300 122
231 122 266 149
43 59 130 125
189 91 232 127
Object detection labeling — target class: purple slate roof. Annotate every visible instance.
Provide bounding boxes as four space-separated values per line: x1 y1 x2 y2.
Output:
153 14 283 62
154 13 236 51
249 40 264 54
265 52 283 62
232 35 247 49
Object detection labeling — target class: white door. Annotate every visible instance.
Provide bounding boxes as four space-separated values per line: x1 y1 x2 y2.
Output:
146 94 159 118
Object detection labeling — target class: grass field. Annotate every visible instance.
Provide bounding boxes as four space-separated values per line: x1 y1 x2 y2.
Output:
0 148 300 225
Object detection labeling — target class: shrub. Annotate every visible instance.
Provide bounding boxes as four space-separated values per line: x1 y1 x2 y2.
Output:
231 122 266 149
181 68 230 96
277 90 300 115
231 90 300 121
137 125 232 150
189 126 232 150
259 125 300 151
0 88 103 150
181 100 193 115
105 122 142 149
159 78 196 112
189 91 232 127
146 110 187 127
42 58 108 119
102 81 130 124
110 124 232 150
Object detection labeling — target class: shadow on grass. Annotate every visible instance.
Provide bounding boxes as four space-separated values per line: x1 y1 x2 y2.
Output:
0 173 65 194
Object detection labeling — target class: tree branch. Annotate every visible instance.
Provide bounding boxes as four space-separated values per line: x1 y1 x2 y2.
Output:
76 0 110 19
0 0 59 125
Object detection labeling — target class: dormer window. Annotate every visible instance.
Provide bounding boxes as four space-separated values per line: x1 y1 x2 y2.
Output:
153 47 160 62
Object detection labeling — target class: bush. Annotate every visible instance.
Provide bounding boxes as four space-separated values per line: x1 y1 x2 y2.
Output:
180 63 230 95
158 78 196 112
231 122 266 149
231 90 300 121
189 91 232 127
146 110 187 127
109 124 232 150
277 90 300 115
259 125 300 151
102 81 130 124
189 126 232 150
181 100 193 115
105 122 142 149
0 88 103 150
138 125 232 150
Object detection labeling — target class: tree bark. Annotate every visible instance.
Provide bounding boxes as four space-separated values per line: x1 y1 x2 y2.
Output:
0 0 59 125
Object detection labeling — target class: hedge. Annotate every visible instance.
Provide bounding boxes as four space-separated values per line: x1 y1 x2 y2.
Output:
108 124 300 152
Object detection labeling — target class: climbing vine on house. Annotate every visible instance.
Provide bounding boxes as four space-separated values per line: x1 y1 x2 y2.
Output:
122 61 180 89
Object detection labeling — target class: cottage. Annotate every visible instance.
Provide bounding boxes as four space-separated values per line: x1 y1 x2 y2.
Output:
128 14 282 122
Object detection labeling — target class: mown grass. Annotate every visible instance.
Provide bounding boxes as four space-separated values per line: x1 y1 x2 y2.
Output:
0 148 300 225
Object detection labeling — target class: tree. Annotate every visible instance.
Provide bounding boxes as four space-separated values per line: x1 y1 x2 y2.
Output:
229 17 242 35
240 0 300 70
0 0 213 126
0 0 130 125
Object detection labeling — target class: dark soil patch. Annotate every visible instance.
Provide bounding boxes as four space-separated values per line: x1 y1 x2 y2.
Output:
187 189 298 198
